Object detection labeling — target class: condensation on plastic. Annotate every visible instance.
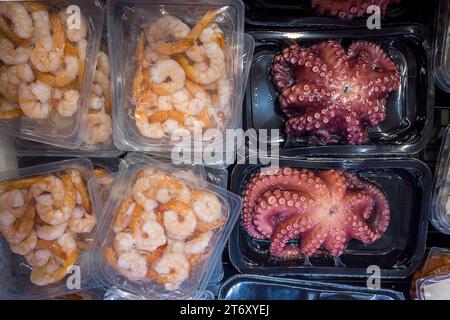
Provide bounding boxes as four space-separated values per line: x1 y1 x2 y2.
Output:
245 26 433 156
0 158 97 299
229 155 431 278
433 0 450 92
107 0 245 153
218 274 405 300
431 124 450 234
87 152 242 300
142 33 254 167
0 1 104 149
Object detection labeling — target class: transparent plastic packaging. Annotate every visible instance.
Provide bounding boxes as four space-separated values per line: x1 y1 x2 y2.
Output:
107 0 246 153
88 153 242 299
230 155 431 278
431 124 450 234
245 26 433 156
410 247 450 299
0 1 105 149
218 274 405 300
0 158 98 299
433 0 450 92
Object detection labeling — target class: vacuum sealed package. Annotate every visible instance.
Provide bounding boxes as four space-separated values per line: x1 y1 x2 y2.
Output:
87 153 241 299
0 158 99 299
0 1 104 149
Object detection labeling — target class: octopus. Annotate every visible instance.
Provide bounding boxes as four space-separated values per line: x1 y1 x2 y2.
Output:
241 168 390 259
310 0 401 20
271 41 400 145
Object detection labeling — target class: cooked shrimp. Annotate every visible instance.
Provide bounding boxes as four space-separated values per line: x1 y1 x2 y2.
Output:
0 189 28 218
0 2 33 39
93 69 111 113
190 189 224 232
131 208 166 252
113 232 135 254
153 252 190 291
163 119 192 141
185 231 213 255
29 12 65 73
0 15 29 47
83 112 112 145
18 81 51 119
176 42 225 85
77 38 87 87
6 63 35 84
0 211 35 244
87 94 104 112
58 9 87 43
30 9 50 44
159 200 197 240
186 24 224 63
149 59 185 95
38 55 79 88
36 221 68 241
0 176 45 191
0 69 18 103
69 170 91 214
68 206 95 233
0 105 22 119
132 65 157 109
105 247 148 280
10 229 37 255
56 232 77 256
30 259 61 286
175 80 212 116
113 199 136 233
97 51 109 76
0 37 30 65
25 248 51 267
135 104 165 139
145 16 190 44
36 239 67 260
55 89 79 117
144 45 169 65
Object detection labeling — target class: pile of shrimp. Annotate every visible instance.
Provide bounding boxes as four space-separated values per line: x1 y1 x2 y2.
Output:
83 50 112 146
132 9 233 141
0 2 87 121
0 170 95 286
104 168 225 291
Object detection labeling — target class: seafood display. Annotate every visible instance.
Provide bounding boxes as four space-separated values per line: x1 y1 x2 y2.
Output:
310 0 401 19
271 41 400 145
410 249 450 299
103 168 226 291
131 10 234 142
83 50 112 146
241 168 390 259
0 2 88 122
0 169 95 286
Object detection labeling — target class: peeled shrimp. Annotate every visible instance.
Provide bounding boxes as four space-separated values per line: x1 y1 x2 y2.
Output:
93 69 111 113
0 2 33 39
55 89 79 117
190 189 224 231
113 232 135 255
25 248 52 267
58 9 87 43
29 13 65 73
186 24 224 63
159 200 197 240
6 63 34 84
0 37 31 65
148 59 185 95
113 200 136 233
174 80 212 116
184 231 213 255
0 214 34 244
56 232 77 256
30 9 50 44
0 189 28 218
10 229 37 255
153 252 190 291
38 55 79 88
0 68 19 103
105 247 148 280
83 112 112 144
131 209 166 252
0 98 22 119
176 42 225 85
30 260 61 286
36 221 68 241
18 81 51 119
68 206 96 233
135 105 165 139
145 16 190 44
70 170 91 214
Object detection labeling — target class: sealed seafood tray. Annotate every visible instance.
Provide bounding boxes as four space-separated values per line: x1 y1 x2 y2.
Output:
244 0 434 27
107 0 246 153
244 25 433 156
229 156 431 279
430 124 450 234
218 274 405 300
88 153 242 299
0 0 105 149
0 158 99 299
433 0 450 92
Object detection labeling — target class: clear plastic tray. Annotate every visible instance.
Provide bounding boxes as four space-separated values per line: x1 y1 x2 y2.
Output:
229 155 431 278
416 272 450 300
0 1 105 149
433 0 450 92
218 274 405 300
431 124 450 234
244 25 433 156
88 153 242 299
107 0 245 153
0 158 98 299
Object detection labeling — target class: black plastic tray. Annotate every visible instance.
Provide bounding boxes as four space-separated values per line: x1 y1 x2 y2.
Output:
218 274 405 300
244 25 433 156
229 156 431 279
244 0 435 27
